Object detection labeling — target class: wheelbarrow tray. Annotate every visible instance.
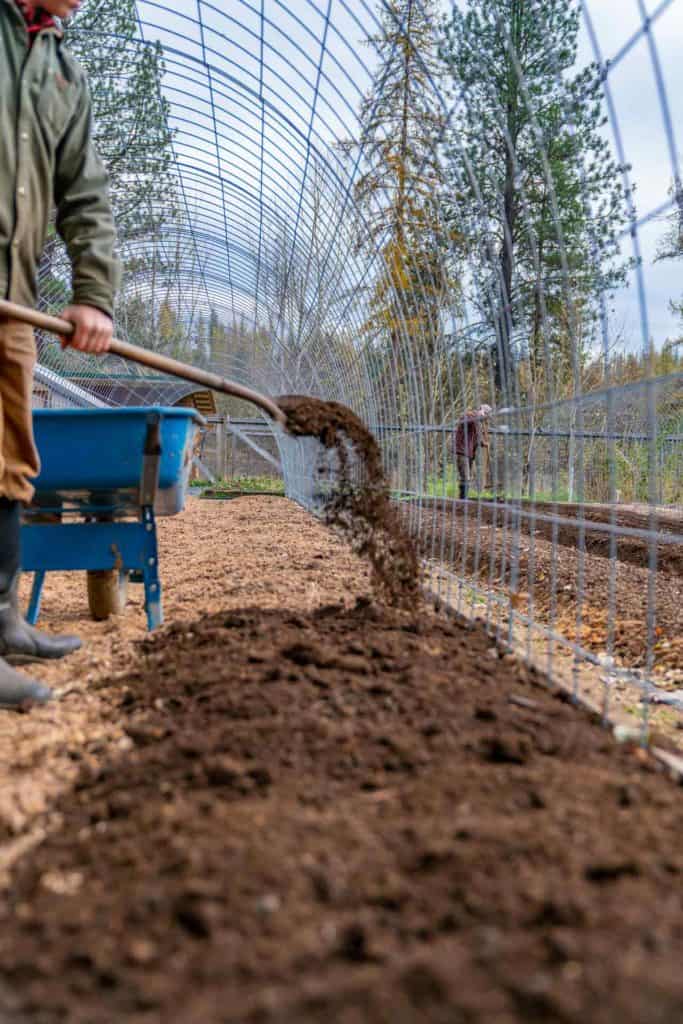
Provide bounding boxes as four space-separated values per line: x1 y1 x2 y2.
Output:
22 407 204 630
32 406 203 515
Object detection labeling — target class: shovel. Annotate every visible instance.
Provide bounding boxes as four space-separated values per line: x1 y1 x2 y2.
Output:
0 299 287 427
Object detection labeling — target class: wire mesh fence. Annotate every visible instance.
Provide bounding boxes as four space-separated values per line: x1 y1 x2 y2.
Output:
33 0 682 729
196 418 282 482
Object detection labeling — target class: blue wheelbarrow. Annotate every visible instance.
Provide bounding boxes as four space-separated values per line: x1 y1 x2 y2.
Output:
21 407 203 630
0 297 287 630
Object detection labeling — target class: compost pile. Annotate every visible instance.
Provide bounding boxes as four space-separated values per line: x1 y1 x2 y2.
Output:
277 396 419 605
0 600 682 1024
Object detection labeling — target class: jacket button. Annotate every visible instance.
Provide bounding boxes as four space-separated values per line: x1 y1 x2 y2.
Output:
20 132 29 141
17 187 26 197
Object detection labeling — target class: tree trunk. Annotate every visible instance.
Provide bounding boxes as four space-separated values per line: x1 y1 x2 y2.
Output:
530 195 547 391
494 0 524 398
496 146 516 395
396 0 414 252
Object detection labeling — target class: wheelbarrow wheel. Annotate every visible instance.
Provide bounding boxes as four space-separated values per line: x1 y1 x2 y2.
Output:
87 569 129 621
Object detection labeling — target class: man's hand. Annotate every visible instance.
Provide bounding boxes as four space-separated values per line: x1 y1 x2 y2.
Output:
59 305 112 354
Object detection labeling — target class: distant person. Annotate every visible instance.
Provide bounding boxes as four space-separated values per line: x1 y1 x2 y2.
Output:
454 405 492 500
0 0 121 707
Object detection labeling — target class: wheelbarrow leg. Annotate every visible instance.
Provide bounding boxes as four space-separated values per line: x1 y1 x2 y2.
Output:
139 416 163 631
141 506 163 630
26 571 46 626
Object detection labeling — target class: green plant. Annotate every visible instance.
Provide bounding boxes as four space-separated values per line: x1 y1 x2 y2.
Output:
197 475 285 495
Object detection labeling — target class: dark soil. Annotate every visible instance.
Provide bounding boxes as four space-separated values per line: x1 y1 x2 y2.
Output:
1 601 682 1023
417 499 682 676
278 396 419 605
416 497 682 575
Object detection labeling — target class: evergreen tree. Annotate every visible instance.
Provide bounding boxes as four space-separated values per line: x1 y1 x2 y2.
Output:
655 182 683 321
66 0 175 249
345 0 455 380
157 301 189 360
440 0 632 400
38 0 177 328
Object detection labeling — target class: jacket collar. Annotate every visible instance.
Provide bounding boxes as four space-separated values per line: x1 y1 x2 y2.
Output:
2 0 63 39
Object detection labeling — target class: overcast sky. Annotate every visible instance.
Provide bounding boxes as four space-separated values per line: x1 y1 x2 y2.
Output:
133 0 683 351
577 0 683 348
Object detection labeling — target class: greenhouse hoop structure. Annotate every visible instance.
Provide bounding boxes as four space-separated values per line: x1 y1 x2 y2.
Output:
35 0 682 728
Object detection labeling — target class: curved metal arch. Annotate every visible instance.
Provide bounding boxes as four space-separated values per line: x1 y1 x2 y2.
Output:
35 2 680 514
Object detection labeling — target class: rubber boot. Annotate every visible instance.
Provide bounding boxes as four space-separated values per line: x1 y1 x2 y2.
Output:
0 656 52 708
459 481 468 500
0 498 81 664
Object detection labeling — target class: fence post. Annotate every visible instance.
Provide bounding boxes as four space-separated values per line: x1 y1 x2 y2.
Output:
216 416 226 481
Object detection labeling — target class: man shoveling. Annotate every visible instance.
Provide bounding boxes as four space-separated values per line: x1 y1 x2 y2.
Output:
0 0 120 706
454 405 492 501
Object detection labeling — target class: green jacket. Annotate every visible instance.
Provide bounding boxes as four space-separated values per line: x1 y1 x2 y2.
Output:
0 0 120 317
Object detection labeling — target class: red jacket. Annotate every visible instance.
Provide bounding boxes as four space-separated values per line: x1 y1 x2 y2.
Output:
455 412 488 459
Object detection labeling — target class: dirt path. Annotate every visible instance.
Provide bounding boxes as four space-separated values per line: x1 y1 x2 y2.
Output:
0 497 681 1023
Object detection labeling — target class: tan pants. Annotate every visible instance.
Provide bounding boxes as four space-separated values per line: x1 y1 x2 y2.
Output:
0 318 39 504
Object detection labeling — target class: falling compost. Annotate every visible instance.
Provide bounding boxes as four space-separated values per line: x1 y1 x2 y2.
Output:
277 395 420 606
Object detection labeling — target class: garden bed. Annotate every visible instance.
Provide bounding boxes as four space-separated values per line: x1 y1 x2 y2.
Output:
201 489 286 500
416 498 682 688
0 499 680 1023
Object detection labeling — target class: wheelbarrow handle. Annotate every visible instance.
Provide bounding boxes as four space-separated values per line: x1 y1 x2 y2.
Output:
0 299 287 428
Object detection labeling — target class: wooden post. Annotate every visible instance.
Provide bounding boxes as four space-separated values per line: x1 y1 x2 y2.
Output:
216 417 226 482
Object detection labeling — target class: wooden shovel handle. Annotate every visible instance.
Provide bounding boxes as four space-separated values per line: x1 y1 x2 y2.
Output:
0 298 287 427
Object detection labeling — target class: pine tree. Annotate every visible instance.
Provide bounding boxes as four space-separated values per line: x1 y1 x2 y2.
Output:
345 0 455 380
65 0 175 249
440 0 632 400
655 182 683 320
38 0 177 324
